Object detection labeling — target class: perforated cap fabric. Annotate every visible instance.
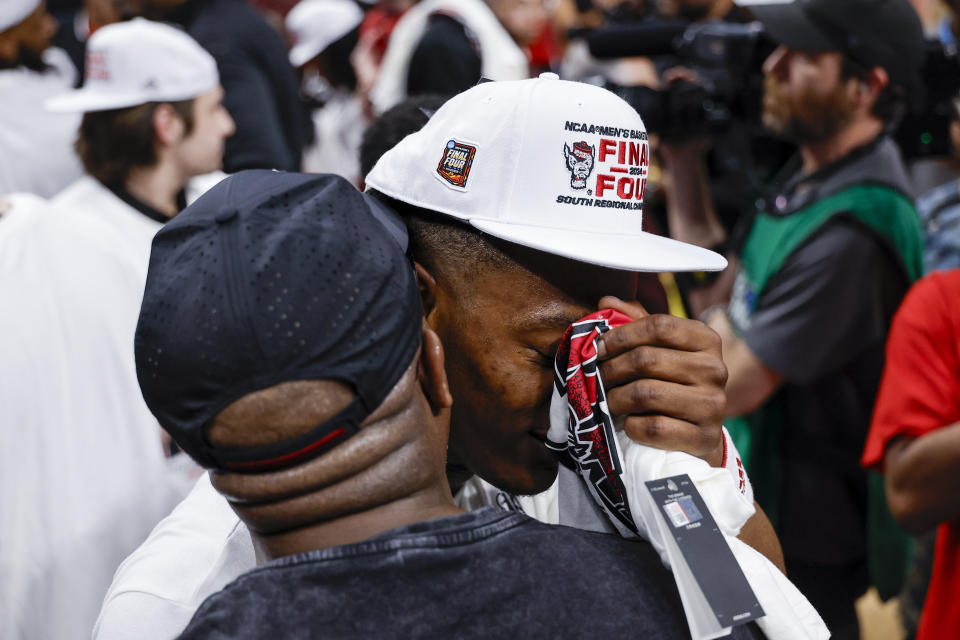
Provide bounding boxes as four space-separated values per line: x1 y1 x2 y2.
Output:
135 171 421 471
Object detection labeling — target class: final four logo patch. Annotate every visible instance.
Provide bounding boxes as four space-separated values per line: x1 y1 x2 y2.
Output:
436 139 476 188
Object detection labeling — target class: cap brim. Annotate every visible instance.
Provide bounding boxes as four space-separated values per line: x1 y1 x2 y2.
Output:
735 0 835 50
289 41 321 68
46 88 156 113
469 219 728 273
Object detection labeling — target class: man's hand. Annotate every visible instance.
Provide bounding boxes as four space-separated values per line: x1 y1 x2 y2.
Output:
596 296 728 466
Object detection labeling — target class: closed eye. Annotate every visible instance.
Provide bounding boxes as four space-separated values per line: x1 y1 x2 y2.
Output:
526 344 558 368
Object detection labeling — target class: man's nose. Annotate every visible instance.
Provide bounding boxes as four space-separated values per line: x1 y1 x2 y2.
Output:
223 112 237 137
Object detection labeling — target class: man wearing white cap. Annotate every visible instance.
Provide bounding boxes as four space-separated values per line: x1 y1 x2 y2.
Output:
93 75 787 640
47 18 235 280
287 0 367 183
0 0 83 197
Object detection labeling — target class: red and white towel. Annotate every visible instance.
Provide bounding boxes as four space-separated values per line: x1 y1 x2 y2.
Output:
522 310 829 640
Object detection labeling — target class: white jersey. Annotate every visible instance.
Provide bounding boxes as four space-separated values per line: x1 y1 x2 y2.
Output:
52 176 163 282
0 194 190 640
51 172 228 282
0 48 83 198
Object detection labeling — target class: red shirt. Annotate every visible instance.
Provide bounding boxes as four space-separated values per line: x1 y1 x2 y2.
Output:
862 269 960 640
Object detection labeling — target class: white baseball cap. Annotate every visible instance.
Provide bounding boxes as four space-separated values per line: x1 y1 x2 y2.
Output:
286 0 364 68
0 0 39 33
365 74 727 273
46 18 219 113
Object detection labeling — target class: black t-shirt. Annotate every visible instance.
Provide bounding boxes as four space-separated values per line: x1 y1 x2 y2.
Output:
163 0 311 173
407 14 483 99
179 508 763 639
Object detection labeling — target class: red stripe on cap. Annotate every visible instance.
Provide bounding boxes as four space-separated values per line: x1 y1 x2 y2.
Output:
222 428 347 472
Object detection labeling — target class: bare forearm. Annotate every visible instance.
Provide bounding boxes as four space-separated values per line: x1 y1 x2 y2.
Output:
705 310 781 417
885 421 960 534
737 502 785 573
661 143 726 249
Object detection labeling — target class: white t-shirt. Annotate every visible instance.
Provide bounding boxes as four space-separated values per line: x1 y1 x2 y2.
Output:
0 48 83 198
0 194 189 640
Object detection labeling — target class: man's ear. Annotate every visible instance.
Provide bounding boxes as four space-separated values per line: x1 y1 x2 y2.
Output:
413 261 439 322
153 103 185 148
858 66 889 111
418 325 452 413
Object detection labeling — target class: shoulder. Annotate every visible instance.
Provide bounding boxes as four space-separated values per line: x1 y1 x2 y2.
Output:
779 215 895 277
895 269 960 330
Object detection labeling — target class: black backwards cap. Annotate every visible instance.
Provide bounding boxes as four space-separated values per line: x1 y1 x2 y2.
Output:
135 170 421 472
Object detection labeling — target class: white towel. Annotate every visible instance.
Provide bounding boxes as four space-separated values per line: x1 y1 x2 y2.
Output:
536 310 830 640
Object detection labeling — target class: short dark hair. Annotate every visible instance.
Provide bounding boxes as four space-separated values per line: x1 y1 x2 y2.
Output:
367 191 515 277
76 99 195 186
359 94 449 179
841 56 906 125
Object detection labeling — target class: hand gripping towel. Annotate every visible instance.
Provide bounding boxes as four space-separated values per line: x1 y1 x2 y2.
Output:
535 309 829 640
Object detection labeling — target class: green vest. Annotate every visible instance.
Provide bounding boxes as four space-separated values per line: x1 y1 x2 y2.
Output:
727 183 924 599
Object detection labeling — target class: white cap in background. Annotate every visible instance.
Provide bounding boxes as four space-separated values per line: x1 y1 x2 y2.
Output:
286 0 364 68
46 18 219 113
365 74 727 273
0 0 40 33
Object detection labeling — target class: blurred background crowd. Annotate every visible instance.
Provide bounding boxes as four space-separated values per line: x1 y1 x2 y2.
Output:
2 0 960 639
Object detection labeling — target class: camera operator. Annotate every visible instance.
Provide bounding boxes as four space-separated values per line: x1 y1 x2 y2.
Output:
662 0 926 637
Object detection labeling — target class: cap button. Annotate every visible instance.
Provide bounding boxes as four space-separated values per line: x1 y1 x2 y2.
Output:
538 72 559 81
215 209 238 224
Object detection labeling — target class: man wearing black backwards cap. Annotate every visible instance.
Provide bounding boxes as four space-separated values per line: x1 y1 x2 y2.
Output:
664 0 927 635
137 170 761 639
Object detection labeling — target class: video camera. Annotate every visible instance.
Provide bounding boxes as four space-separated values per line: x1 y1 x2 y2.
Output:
586 20 772 141
586 20 960 158
897 40 960 158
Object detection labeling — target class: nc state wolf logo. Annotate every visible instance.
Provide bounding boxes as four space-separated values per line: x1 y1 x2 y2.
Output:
563 141 595 190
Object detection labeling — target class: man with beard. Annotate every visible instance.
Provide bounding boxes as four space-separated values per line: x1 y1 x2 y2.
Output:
0 0 82 196
663 0 926 636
